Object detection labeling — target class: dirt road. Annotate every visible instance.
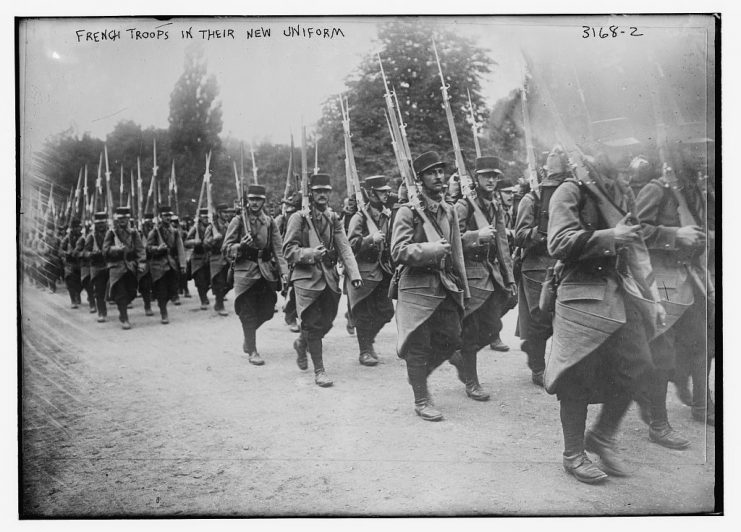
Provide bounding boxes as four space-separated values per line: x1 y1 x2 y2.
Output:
20 281 717 516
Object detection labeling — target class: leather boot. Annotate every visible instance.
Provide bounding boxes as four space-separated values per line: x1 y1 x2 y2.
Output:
489 335 510 352
97 311 107 323
249 352 265 366
408 365 443 421
563 452 608 484
160 304 169 324
294 333 308 370
144 302 154 316
584 429 631 477
451 350 490 401
89 300 97 313
308 338 332 387
649 421 690 449
118 305 131 330
357 330 378 367
215 297 229 316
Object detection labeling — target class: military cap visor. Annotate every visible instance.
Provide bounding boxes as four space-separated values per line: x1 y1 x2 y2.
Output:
310 173 333 190
364 175 392 191
413 151 446 175
475 155 504 175
246 184 267 198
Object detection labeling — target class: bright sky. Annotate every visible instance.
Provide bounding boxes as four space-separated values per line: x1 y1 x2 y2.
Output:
19 14 713 177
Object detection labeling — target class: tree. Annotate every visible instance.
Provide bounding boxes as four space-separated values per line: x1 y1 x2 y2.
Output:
168 44 224 213
315 20 494 196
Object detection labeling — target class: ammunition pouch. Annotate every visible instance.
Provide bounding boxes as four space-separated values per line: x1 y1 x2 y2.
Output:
322 249 338 267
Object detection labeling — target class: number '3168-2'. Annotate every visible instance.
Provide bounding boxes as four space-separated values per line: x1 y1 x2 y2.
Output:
582 26 644 38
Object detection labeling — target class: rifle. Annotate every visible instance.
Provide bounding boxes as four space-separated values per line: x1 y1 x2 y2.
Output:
137 157 144 229
313 136 320 175
250 143 259 185
526 50 664 332
300 124 325 252
233 160 250 239
128 169 134 211
339 94 380 237
433 40 489 230
282 133 295 217
377 54 441 243
205 151 221 240
171 160 179 216
467 88 482 158
119 164 124 207
520 68 540 199
82 164 89 228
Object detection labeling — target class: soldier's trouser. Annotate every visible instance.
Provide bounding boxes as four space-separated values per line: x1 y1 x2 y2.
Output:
555 296 654 456
192 266 211 303
670 296 711 410
404 295 462 400
179 263 189 294
459 291 506 383
65 270 82 304
81 275 95 309
211 267 229 309
153 269 178 311
236 279 277 352
518 275 553 374
43 259 59 291
284 286 297 324
110 271 138 320
92 271 109 317
352 277 395 353
138 272 153 309
297 288 341 373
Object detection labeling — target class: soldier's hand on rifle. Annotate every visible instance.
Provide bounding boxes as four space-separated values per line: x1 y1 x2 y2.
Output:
438 238 452 256
351 279 363 288
676 225 706 248
314 245 328 260
614 213 641 245
478 225 497 244
240 233 253 247
371 231 385 245
158 243 168 251
281 274 288 286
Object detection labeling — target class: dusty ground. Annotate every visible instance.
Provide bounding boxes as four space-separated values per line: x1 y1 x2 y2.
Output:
20 279 717 517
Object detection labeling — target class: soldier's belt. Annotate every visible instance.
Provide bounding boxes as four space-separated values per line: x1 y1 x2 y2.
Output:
242 246 273 262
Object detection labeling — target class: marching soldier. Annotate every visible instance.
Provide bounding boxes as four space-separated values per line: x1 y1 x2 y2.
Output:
275 192 301 332
513 147 570 386
223 185 288 366
60 218 84 308
346 175 396 367
340 196 359 335
391 151 469 421
634 158 714 431
184 208 211 310
175 214 193 299
37 221 62 293
74 221 96 314
146 206 186 324
449 155 517 401
545 154 662 484
283 173 362 387
102 207 145 329
204 203 231 316
83 212 110 322
137 213 155 317
170 215 184 306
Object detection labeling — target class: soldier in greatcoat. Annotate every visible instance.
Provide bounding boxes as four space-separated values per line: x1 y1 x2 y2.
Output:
204 203 231 316
83 212 110 322
275 192 301 332
513 147 570 386
145 206 186 324
102 207 146 329
75 222 97 314
634 157 713 433
545 156 665 484
222 185 289 366
346 175 396 367
339 196 359 336
283 173 362 387
449 155 517 401
137 213 155 317
391 151 469 421
60 218 84 308
184 208 212 310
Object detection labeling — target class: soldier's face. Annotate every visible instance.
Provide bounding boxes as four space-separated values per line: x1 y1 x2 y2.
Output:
161 213 172 225
199 215 209 225
372 190 390 205
116 216 129 230
478 172 500 193
95 221 107 232
311 189 330 208
248 197 265 213
420 167 446 193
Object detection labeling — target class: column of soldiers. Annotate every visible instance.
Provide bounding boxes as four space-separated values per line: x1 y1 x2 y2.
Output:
26 137 714 487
